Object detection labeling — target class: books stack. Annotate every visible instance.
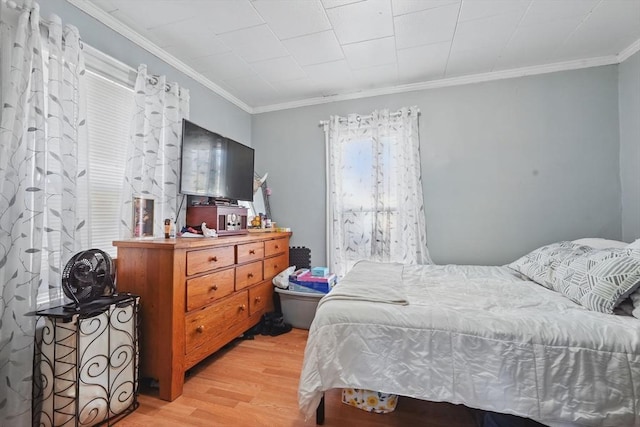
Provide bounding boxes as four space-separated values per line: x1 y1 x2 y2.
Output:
289 268 337 294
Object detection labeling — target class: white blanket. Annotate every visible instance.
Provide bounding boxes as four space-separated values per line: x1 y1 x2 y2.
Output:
298 264 640 427
318 260 408 306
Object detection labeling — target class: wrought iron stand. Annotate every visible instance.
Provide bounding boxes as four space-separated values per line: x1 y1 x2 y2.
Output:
32 294 140 427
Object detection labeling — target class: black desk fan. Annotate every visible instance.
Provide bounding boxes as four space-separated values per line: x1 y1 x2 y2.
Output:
62 249 116 311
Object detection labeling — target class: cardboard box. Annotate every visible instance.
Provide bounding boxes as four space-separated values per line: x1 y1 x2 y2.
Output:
289 271 337 294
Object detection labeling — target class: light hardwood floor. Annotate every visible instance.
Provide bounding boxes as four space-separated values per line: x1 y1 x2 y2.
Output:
117 328 478 426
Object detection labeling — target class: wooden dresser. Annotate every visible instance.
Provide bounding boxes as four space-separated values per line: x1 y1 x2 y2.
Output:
113 231 291 401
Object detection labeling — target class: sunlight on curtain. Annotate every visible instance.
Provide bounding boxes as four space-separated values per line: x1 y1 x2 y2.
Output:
119 64 190 238
324 107 432 277
0 0 88 423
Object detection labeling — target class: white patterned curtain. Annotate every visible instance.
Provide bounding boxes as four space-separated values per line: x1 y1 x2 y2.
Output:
324 107 432 277
0 0 88 423
119 64 190 238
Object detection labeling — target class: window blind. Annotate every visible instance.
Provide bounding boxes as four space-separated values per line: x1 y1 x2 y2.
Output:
85 70 134 257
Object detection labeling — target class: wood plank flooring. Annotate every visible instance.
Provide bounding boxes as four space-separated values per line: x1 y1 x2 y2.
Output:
117 328 479 426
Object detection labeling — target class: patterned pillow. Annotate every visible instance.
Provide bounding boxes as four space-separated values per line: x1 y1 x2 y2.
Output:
508 241 592 288
550 248 640 314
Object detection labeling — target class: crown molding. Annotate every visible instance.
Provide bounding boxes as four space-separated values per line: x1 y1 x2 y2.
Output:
252 55 619 114
618 38 640 63
66 0 253 114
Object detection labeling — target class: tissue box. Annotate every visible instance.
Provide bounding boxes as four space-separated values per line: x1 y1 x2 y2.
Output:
311 266 329 277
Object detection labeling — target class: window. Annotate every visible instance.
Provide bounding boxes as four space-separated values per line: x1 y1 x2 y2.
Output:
85 70 134 257
325 109 430 277
37 47 134 306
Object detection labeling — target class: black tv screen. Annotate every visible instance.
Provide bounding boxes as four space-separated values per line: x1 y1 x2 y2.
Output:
179 119 255 202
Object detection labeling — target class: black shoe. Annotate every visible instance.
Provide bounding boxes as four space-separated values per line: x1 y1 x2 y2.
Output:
269 315 292 336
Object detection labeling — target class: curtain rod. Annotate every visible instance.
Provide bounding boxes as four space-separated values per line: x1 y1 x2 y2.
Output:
318 107 420 127
2 0 53 27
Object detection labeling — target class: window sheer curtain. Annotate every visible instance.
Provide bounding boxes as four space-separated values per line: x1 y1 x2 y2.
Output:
324 107 432 278
119 64 190 238
0 0 88 423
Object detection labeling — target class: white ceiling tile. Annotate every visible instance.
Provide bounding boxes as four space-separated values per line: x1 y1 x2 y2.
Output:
552 0 640 60
250 56 307 84
271 78 323 99
191 0 264 35
83 0 640 109
351 63 399 89
148 17 230 57
446 47 496 77
223 73 279 106
193 52 255 81
394 3 459 49
252 0 331 40
343 37 397 70
579 0 640 38
496 18 580 69
391 0 460 16
218 25 289 63
326 0 394 44
283 31 344 66
90 0 119 13
521 0 599 25
397 41 450 82
303 60 356 90
108 1 197 30
458 0 530 23
452 10 522 52
321 0 362 9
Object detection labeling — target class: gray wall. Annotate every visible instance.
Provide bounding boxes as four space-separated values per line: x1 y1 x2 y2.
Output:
619 50 640 243
253 66 622 266
40 0 252 146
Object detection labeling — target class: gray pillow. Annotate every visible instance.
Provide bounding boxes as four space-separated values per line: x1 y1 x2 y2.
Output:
508 241 591 289
550 248 640 314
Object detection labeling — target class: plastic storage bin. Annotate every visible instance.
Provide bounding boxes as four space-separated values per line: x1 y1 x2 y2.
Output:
274 287 324 329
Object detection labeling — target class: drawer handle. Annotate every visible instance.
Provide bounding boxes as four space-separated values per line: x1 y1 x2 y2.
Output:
274 245 279 249
196 325 205 333
248 273 254 278
210 285 218 291
255 296 262 303
273 265 278 269
249 249 255 254
240 304 246 311
209 256 218 262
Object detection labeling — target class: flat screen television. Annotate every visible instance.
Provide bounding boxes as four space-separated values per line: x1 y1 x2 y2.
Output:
179 119 255 202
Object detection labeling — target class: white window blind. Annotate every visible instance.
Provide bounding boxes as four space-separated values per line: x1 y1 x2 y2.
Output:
85 70 134 257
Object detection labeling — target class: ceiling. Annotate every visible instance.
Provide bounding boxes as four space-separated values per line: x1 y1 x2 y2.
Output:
74 0 640 113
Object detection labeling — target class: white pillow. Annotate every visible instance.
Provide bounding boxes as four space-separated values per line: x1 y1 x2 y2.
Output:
626 238 640 249
572 238 627 249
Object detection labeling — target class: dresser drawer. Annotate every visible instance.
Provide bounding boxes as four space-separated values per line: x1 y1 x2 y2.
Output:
264 238 287 257
264 253 288 280
236 242 264 264
249 281 273 316
186 268 234 311
235 261 263 291
186 246 235 276
185 291 249 355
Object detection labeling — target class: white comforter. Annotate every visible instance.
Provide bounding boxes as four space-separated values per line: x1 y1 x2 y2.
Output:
298 261 640 427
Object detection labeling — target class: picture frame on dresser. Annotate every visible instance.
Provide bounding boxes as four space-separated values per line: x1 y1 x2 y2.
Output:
132 196 154 237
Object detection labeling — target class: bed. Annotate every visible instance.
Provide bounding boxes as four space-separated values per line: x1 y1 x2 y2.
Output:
298 243 640 427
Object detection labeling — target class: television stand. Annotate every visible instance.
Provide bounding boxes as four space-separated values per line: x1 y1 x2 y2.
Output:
186 205 248 236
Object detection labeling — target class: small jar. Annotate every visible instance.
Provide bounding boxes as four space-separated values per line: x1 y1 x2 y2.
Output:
164 219 171 238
